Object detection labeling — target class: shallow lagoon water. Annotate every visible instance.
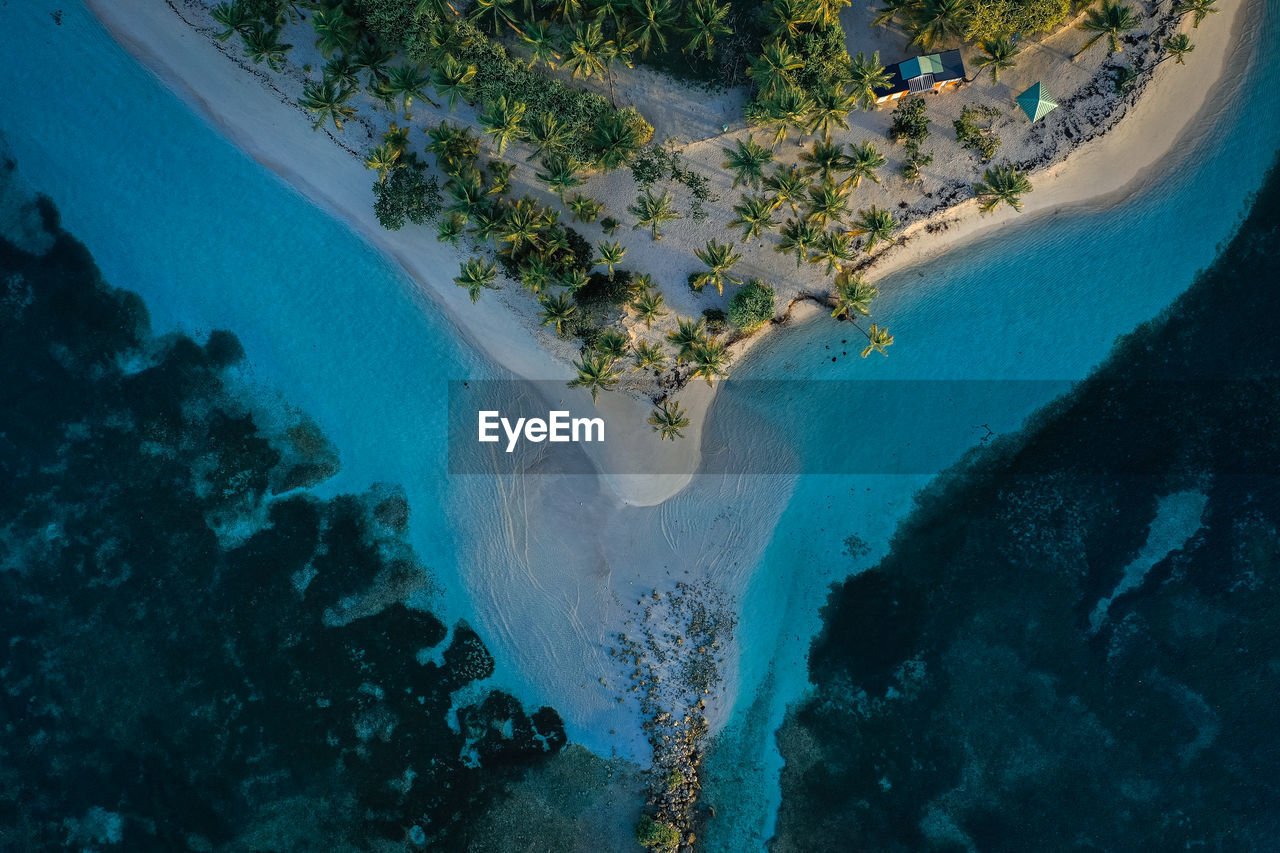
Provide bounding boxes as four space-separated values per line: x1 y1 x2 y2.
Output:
2 0 1278 845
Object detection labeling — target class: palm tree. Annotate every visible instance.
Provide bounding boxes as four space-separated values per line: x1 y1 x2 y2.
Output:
632 0 681 56
364 143 401 182
568 194 604 222
754 86 816 145
568 352 622 402
871 0 912 28
812 0 852 27
595 329 631 360
860 324 894 357
428 122 481 176
777 218 820 267
433 55 478 111
537 294 578 338
843 141 886 188
469 0 517 33
730 194 779 241
667 315 708 362
848 206 896 251
766 165 807 214
1076 0 1140 57
299 78 357 130
527 112 571 160
799 140 845 179
634 341 670 372
521 20 562 69
480 97 527 157
487 160 517 196
562 20 616 80
692 239 743 295
974 37 1020 83
1173 0 1217 27
632 290 668 327
761 0 814 40
684 0 734 59
689 338 731 385
539 292 577 334
809 84 857 140
312 6 359 57
973 164 1032 211
812 230 857 274
909 0 971 50
747 41 804 99
445 166 488 219
455 257 499 303
596 240 627 278
241 21 292 70
629 188 680 239
469 203 506 245
590 112 643 170
561 268 592 292
535 154 584 200
501 197 543 251
649 399 691 440
549 0 584 22
438 213 466 245
382 123 412 156
848 51 892 110
353 40 395 91
323 54 361 89
804 178 851 227
723 137 774 189
1163 33 1195 64
212 1 251 41
829 268 877 318
592 0 628 28
383 64 437 119
520 253 556 293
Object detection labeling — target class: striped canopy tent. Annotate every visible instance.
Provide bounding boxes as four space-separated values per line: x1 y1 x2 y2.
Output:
1017 82 1058 122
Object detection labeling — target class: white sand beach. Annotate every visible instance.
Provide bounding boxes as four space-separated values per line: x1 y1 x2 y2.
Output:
86 0 1250 512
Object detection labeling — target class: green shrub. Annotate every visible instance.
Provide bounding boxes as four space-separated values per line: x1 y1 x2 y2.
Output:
635 815 680 852
954 105 1002 162
890 97 930 144
702 308 729 335
965 0 1071 41
727 279 775 332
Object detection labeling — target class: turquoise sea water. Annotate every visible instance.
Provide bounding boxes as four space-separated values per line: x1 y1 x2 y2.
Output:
703 1 1280 845
0 1 496 629
3 0 1278 846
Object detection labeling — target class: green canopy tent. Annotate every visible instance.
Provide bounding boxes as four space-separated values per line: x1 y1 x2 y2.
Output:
1017 82 1058 122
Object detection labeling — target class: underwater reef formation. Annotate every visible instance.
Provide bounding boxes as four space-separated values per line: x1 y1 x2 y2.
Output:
0 170 563 852
771 160 1280 851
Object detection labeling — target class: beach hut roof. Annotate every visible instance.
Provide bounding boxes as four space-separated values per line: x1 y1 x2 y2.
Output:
1017 82 1058 122
899 53 945 80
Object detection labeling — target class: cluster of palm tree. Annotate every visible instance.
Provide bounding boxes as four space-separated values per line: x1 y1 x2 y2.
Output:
828 268 894 357
490 0 737 88
721 135 897 274
666 316 731 384
214 2 294 69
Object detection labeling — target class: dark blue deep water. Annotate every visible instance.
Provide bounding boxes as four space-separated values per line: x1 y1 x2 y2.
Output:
768 158 1280 851
0 166 565 851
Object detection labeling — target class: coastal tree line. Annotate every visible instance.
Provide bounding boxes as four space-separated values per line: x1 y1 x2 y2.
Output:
206 0 1204 448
